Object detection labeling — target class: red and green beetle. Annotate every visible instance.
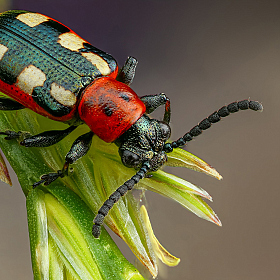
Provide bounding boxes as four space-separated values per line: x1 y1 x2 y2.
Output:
0 10 263 238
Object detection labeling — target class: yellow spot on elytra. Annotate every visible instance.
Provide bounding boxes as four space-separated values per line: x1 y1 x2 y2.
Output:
15 65 46 95
50 83 76 106
82 53 111 75
0 44 8 60
16 13 49 27
58 32 86 51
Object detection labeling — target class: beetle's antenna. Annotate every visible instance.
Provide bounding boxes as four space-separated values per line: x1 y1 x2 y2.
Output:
163 99 263 153
92 161 151 238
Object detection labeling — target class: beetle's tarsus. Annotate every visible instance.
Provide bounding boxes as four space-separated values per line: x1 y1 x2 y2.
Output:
32 161 71 189
31 131 94 189
0 130 23 140
32 179 45 189
33 170 65 188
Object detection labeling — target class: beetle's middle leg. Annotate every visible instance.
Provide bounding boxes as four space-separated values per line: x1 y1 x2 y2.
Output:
33 131 94 188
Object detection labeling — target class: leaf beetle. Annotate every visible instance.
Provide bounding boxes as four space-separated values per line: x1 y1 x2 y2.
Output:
0 10 263 238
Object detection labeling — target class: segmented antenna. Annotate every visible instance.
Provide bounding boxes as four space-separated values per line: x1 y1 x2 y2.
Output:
163 100 263 153
92 161 151 238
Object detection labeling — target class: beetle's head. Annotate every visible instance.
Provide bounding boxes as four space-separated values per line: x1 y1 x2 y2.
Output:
117 114 171 171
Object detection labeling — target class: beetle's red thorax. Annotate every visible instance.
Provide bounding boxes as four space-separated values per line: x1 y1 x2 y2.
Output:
78 77 146 142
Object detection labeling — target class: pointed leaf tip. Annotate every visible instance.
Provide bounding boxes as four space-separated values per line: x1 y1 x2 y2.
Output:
213 212 222 227
140 205 180 268
166 148 223 180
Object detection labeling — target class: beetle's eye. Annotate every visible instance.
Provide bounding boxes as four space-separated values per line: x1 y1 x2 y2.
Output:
121 150 141 168
159 121 171 141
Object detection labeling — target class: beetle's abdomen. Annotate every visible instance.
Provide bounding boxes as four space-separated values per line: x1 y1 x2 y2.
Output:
0 10 118 122
78 77 146 142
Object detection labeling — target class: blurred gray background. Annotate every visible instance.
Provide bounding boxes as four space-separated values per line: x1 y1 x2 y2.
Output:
0 0 279 279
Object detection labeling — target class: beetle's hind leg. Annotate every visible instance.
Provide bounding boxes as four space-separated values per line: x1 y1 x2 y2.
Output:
0 97 26 111
20 126 78 147
33 131 94 188
0 98 78 144
0 125 78 147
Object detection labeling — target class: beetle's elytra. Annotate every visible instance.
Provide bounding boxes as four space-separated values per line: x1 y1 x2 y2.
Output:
0 10 263 238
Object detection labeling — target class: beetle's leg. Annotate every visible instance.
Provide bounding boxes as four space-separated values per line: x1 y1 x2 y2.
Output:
163 97 171 124
141 93 171 124
0 126 77 146
0 97 25 110
21 126 77 147
0 130 28 140
116 56 138 86
33 131 94 188
163 100 263 153
92 161 151 238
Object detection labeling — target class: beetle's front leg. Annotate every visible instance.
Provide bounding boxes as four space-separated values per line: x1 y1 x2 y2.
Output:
33 131 94 188
140 93 171 124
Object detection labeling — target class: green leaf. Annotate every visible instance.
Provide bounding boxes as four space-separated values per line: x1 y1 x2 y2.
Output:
27 182 146 280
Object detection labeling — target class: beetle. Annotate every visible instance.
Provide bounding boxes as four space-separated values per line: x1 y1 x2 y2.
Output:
0 10 263 238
